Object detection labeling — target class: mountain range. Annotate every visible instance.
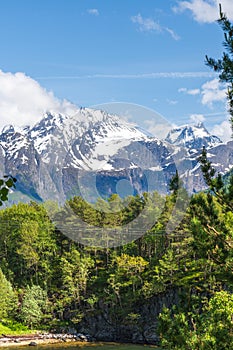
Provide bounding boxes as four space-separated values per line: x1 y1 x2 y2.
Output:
0 107 232 203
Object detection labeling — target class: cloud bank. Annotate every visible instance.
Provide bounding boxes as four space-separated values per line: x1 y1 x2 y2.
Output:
201 78 226 106
174 0 233 23
179 79 226 106
0 70 77 130
211 119 232 142
190 113 205 123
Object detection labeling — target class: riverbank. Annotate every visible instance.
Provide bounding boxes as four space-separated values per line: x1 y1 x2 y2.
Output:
0 333 93 348
0 337 158 349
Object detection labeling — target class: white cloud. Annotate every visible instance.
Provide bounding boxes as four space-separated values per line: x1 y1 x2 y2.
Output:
178 87 187 93
190 113 205 123
131 14 161 32
211 119 232 142
174 0 233 23
201 78 226 106
131 14 180 40
179 79 226 106
0 70 77 130
87 9 99 16
178 87 200 95
165 27 180 40
188 88 200 95
144 119 172 139
167 99 178 105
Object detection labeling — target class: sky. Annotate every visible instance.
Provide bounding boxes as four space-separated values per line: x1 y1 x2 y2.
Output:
0 0 233 141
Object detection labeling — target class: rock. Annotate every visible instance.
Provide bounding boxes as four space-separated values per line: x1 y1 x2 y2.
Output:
67 327 77 335
143 327 160 344
29 341 37 346
132 332 145 344
95 329 116 342
77 334 88 342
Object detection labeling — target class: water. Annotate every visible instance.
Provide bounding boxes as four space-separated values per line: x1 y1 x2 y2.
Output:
3 343 158 350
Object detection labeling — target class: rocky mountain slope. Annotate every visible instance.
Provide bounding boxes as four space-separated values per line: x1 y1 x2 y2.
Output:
0 108 232 203
165 122 221 149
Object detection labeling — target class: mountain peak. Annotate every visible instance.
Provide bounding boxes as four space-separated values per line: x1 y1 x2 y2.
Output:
0 108 231 200
1 124 16 134
195 121 204 128
165 123 222 149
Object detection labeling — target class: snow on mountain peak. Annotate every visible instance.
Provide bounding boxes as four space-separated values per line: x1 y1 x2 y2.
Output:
0 107 232 200
14 107 149 169
165 123 222 149
1 124 27 135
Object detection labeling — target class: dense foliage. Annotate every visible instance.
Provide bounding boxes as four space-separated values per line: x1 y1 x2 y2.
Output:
0 178 231 343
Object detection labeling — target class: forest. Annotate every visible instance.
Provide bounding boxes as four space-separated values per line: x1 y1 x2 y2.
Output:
0 5 233 350
0 149 232 349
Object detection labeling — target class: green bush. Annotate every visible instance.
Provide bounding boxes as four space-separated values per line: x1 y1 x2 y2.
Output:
158 291 233 350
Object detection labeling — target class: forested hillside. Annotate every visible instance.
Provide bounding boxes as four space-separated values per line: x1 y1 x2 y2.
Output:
0 169 232 348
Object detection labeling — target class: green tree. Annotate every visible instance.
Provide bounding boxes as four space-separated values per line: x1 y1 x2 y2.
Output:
0 202 56 287
195 148 233 286
205 4 233 129
108 253 148 301
169 170 183 195
60 248 94 303
0 268 17 319
158 291 233 350
158 306 191 350
54 247 94 322
20 285 47 328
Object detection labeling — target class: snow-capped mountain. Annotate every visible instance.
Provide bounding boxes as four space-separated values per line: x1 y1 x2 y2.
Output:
0 108 232 202
166 123 222 150
0 108 164 201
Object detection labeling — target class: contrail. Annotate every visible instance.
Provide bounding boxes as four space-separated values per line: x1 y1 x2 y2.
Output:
37 72 217 80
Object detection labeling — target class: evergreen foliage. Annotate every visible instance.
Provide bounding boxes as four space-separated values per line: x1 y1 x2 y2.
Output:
205 4 233 129
0 185 231 336
20 285 47 328
159 291 233 350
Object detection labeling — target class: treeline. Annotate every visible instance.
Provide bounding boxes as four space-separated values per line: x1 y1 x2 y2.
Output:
0 170 232 348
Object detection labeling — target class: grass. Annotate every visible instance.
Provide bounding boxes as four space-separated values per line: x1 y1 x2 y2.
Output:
0 321 37 336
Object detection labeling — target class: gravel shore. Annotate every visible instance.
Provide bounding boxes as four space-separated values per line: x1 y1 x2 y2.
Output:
0 333 92 347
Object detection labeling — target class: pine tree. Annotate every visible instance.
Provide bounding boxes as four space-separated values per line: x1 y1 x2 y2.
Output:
205 4 233 130
20 285 47 328
169 170 182 195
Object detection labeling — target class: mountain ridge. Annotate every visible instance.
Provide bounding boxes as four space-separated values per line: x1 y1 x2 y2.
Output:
0 108 232 203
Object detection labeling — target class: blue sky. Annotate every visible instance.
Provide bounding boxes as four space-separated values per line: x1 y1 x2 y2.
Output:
0 0 232 141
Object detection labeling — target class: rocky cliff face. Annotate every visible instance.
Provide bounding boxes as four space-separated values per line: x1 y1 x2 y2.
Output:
0 108 232 202
77 288 179 345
